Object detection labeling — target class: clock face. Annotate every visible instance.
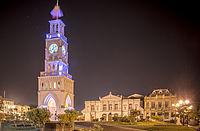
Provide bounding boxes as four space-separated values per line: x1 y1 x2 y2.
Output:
49 44 58 54
62 45 66 56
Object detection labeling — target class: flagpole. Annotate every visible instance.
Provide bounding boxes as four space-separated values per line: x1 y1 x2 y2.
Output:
4 90 5 98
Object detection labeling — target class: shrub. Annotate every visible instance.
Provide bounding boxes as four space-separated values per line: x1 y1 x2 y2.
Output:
152 115 163 121
112 116 120 122
90 124 103 131
189 120 198 126
129 116 136 123
120 116 130 122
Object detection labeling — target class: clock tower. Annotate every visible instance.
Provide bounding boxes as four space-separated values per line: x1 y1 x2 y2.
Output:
38 2 74 121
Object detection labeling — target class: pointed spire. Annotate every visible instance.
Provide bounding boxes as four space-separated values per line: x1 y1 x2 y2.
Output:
50 0 63 19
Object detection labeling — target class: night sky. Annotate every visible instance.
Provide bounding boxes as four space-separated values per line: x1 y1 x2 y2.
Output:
0 0 200 111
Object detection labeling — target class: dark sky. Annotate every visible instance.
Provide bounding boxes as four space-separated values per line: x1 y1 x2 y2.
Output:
0 0 200 111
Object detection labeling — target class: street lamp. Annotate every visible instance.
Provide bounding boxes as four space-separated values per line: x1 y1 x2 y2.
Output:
172 99 191 126
179 100 184 105
185 100 190 105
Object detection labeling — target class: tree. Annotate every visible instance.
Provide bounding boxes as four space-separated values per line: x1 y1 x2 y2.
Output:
64 109 78 128
0 96 3 111
58 114 68 129
58 109 78 129
0 96 5 128
26 108 50 128
0 113 5 128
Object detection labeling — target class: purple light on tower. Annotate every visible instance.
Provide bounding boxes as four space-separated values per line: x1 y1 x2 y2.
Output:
50 0 63 19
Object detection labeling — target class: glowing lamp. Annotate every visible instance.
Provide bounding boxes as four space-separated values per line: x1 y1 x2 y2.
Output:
179 100 183 105
172 104 175 107
176 103 180 107
58 33 60 37
188 105 192 109
185 100 190 104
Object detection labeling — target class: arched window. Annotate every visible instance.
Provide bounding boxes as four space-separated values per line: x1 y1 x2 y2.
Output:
52 65 55 72
58 82 60 89
42 83 44 89
50 82 52 89
56 24 58 32
52 24 55 32
65 95 72 108
46 82 48 89
102 114 107 121
54 82 56 89
48 64 51 72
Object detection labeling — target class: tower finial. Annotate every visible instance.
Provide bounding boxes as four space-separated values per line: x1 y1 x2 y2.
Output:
50 0 63 19
57 0 59 6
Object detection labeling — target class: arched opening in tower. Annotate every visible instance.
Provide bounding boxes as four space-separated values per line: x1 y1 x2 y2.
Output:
65 95 72 110
46 96 57 121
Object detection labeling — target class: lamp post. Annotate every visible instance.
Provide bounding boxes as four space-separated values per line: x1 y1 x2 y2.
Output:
172 99 192 126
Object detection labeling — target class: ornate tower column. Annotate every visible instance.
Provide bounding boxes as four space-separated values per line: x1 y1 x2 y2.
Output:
38 1 74 121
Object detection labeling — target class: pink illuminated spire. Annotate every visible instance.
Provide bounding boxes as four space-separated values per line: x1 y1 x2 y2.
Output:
50 0 63 19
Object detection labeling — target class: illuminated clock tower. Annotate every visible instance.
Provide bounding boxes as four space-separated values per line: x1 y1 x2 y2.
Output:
38 1 74 121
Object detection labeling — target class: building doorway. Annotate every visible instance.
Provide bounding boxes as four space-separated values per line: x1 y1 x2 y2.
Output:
108 113 112 121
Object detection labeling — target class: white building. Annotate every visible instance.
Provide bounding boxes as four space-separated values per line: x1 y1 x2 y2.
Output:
82 92 144 121
1 98 30 118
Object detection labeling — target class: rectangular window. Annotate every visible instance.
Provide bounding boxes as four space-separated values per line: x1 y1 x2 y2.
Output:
135 104 138 110
158 112 162 116
158 102 162 108
109 104 112 110
151 102 155 108
146 102 149 108
124 105 127 110
91 105 95 111
164 112 169 119
103 104 107 111
129 104 132 110
165 101 169 108
114 104 118 110
54 82 56 89
151 112 155 117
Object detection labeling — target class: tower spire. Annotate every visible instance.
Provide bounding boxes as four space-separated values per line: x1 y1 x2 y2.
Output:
57 0 59 6
50 0 63 19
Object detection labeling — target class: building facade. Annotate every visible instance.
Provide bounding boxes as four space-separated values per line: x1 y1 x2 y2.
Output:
1 98 30 118
143 89 177 121
82 92 144 121
38 3 74 121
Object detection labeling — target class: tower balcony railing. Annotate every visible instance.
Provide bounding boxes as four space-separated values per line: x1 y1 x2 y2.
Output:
46 33 67 43
40 71 72 80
